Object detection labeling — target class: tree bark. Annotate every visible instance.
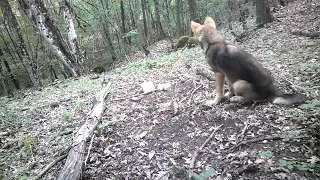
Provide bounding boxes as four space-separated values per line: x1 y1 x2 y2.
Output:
141 0 148 40
61 0 85 74
255 0 273 27
0 47 20 90
0 0 41 89
176 0 182 37
120 0 130 43
18 0 79 77
153 0 165 39
188 0 199 23
0 60 13 97
57 82 111 180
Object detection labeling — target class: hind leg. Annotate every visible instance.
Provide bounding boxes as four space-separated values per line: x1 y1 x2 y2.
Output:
230 80 259 103
225 78 235 98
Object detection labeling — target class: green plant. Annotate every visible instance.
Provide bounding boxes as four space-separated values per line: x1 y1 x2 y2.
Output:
191 168 215 180
259 151 273 158
18 137 36 159
62 112 73 121
300 100 320 110
279 156 320 175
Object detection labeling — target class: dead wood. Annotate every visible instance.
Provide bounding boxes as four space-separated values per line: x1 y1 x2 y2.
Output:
57 82 112 180
292 31 320 38
227 135 283 152
34 154 68 180
190 124 223 168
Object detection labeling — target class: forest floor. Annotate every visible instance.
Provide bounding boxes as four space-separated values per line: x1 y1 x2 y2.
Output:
1 1 320 180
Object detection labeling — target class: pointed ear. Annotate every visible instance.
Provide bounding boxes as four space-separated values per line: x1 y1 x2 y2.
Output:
191 21 201 33
204 17 216 28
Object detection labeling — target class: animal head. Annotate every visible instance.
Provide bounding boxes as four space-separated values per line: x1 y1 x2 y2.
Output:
190 17 216 38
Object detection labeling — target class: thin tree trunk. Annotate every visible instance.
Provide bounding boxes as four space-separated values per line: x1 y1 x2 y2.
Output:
188 0 199 22
141 0 148 42
0 60 10 97
99 0 117 63
0 0 41 89
153 0 165 39
120 0 129 44
0 41 20 90
176 0 182 37
255 0 273 27
49 65 58 82
62 0 85 74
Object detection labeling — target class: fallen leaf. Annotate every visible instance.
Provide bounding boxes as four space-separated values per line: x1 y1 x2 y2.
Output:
140 81 155 93
255 159 265 164
148 151 155 159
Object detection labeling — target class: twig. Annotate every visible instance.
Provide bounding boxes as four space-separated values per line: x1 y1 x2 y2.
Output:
190 124 223 168
34 154 68 180
84 134 95 167
237 122 250 140
110 91 152 102
227 135 283 153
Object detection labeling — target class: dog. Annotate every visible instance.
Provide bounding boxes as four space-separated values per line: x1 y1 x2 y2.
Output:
190 17 308 105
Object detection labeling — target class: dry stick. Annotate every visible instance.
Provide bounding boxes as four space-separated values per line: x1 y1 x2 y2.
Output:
110 91 152 102
190 124 224 168
84 134 95 167
227 135 283 153
237 122 250 140
34 154 68 180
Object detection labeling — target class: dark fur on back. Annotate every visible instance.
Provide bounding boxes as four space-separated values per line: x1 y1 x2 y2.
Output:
206 42 276 100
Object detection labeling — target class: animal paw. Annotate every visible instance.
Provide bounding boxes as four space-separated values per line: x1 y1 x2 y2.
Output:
225 91 235 98
229 96 244 103
205 96 223 106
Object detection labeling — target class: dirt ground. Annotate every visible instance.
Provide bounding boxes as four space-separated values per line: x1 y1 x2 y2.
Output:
0 0 319 180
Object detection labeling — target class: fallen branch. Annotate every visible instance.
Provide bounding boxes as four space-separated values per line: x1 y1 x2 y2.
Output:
227 135 283 152
34 154 68 180
292 31 320 38
84 134 95 167
57 82 112 180
190 124 223 168
110 91 152 102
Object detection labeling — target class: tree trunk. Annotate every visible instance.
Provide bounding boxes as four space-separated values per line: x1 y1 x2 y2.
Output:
135 0 149 55
188 0 199 22
99 0 117 64
0 0 41 89
49 65 58 82
120 0 130 43
153 0 165 39
141 0 148 40
18 0 79 77
0 47 20 90
0 60 13 97
176 0 182 37
61 0 85 74
255 0 273 27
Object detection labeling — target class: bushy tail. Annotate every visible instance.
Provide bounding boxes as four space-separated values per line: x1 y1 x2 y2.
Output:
272 93 308 105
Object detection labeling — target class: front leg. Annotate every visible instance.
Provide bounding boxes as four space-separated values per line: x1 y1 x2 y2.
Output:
212 72 225 105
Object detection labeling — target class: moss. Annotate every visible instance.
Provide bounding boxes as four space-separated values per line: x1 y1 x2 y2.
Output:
92 66 106 74
176 36 190 49
187 37 197 48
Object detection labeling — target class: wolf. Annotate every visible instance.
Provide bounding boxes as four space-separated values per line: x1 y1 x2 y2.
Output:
190 17 307 106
